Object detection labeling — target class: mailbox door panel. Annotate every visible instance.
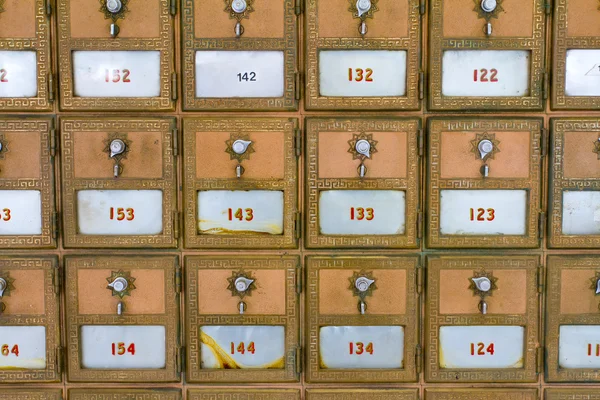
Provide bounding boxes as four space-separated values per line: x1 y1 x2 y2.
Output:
185 256 299 383
0 257 60 383
65 255 179 382
305 0 421 110
61 118 177 248
183 118 298 249
425 255 540 383
57 0 175 111
427 118 543 249
305 118 420 249
546 255 600 382
182 0 298 111
0 118 56 248
549 119 600 248
0 0 52 111
68 389 181 399
188 389 300 400
552 0 600 109
429 0 545 111
425 389 538 400
306 255 419 383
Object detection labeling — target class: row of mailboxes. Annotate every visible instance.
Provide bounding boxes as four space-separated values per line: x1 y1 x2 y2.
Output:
2 115 600 249
6 389 600 400
5 254 600 383
1 0 600 111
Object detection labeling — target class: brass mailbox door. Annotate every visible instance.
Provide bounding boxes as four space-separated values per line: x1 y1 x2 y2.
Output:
0 257 60 383
545 255 600 382
305 0 421 110
428 0 545 111
425 255 540 383
0 0 52 111
68 389 181 399
305 117 420 249
61 117 178 248
427 118 543 249
183 118 298 249
307 389 419 400
0 117 56 248
182 0 298 111
185 255 300 383
65 255 180 383
57 0 175 111
188 389 300 400
552 0 600 109
0 389 62 399
306 255 419 383
548 119 600 248
546 389 600 399
425 389 538 400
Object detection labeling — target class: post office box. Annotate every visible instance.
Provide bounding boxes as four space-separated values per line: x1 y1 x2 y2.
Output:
306 255 419 383
0 389 62 399
61 117 178 248
305 0 421 110
545 255 600 382
183 118 298 249
56 0 175 111
65 255 180 382
428 0 546 111
0 0 53 111
425 255 541 383
184 255 300 383
69 389 181 399
546 389 600 399
0 117 56 248
548 119 600 248
425 389 538 400
305 117 420 249
188 389 300 400
552 0 600 109
427 118 544 249
181 0 298 111
0 257 60 383
307 389 419 400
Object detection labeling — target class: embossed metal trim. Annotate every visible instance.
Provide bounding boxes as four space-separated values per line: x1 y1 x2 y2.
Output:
425 255 539 383
182 118 298 249
306 256 419 383
61 118 177 248
65 255 180 383
0 118 55 248
427 118 542 249
546 256 600 382
305 0 421 110
552 0 600 109
0 0 51 111
428 0 545 110
182 0 297 111
546 388 600 399
0 390 62 400
0 257 60 383
424 388 538 400
185 256 300 383
188 389 300 400
549 119 600 248
305 118 420 249
307 389 418 400
68 388 181 400
57 0 175 110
